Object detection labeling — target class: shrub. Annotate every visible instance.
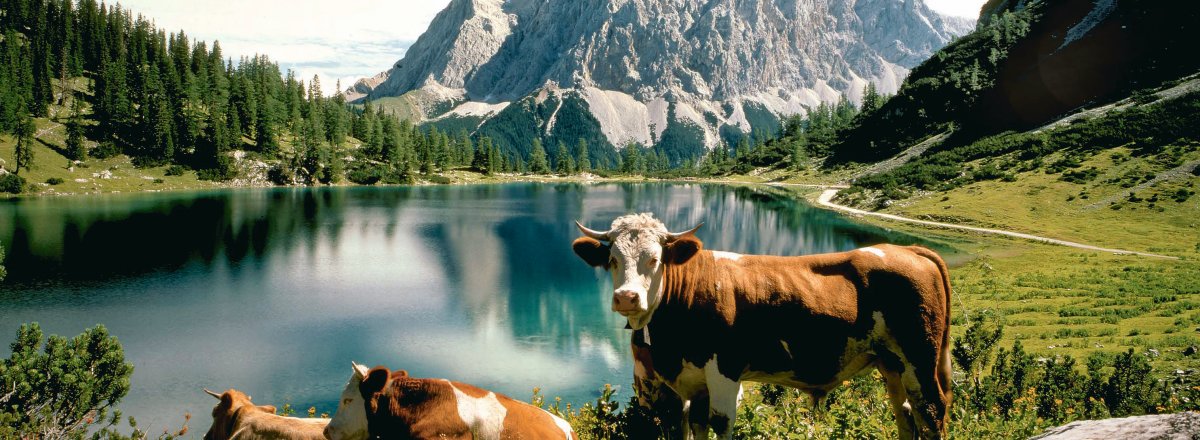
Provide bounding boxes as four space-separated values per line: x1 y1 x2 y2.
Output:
45 177 64 185
954 310 1004 387
1103 349 1160 416
0 174 25 194
346 165 384 185
164 165 186 176
91 141 121 159
0 323 132 437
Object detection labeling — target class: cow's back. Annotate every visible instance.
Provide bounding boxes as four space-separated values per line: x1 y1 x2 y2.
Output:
448 381 576 440
230 410 328 440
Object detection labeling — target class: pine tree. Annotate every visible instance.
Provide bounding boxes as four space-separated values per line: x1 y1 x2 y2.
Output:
456 130 473 167
861 82 885 113
487 142 500 175
255 111 278 157
575 138 590 173
472 136 492 173
65 98 86 161
555 141 574 174
14 115 36 175
529 138 549 174
622 144 642 174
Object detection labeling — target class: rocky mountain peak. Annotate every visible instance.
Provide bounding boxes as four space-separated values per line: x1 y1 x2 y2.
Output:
349 0 974 152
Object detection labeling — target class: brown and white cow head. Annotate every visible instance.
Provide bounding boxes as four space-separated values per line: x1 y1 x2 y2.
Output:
203 388 277 440
324 362 373 440
572 213 703 329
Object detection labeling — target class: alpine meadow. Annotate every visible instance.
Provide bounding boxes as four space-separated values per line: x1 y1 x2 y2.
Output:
2 0 1199 439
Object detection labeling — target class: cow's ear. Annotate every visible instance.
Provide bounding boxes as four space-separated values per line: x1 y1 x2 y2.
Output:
360 367 390 400
257 405 277 414
665 236 702 265
394 370 408 378
573 237 611 268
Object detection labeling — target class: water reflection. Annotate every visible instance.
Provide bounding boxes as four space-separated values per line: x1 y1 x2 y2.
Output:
0 183 951 432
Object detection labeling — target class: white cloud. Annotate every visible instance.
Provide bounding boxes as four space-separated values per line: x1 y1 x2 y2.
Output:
115 0 453 95
925 0 987 18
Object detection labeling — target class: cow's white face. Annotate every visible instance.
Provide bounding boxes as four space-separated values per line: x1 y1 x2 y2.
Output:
324 363 371 440
573 213 702 330
608 230 667 327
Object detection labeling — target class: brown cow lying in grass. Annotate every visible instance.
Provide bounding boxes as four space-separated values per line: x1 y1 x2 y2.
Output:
202 388 328 440
324 362 576 440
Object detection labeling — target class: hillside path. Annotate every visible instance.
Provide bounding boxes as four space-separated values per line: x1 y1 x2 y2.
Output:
813 189 1177 259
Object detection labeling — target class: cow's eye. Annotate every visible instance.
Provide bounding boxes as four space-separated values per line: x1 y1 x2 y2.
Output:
610 257 618 267
648 257 659 266
342 398 352 405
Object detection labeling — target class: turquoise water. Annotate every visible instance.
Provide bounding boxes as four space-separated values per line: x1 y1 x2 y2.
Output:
0 183 951 432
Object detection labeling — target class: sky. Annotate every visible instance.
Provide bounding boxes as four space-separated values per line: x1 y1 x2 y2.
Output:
115 0 987 96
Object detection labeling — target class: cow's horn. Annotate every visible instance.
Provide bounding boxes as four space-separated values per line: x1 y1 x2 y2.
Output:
204 388 222 399
668 222 704 240
575 221 611 241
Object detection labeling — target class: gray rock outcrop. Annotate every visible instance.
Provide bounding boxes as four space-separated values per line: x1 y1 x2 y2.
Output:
1030 412 1200 440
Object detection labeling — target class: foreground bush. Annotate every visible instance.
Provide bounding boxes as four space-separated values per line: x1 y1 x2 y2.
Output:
547 314 1196 439
0 323 186 439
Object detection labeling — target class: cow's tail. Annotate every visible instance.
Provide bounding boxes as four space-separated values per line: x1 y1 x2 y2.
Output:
911 246 953 405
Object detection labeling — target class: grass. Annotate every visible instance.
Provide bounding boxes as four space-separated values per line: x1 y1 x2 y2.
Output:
882 145 1200 256
0 120 219 196
821 142 1200 371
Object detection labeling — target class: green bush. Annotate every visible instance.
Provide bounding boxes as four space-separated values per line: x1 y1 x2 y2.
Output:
90 141 121 160
0 323 131 437
553 315 1195 438
45 177 64 185
0 174 25 194
163 165 186 176
0 324 187 439
346 164 384 185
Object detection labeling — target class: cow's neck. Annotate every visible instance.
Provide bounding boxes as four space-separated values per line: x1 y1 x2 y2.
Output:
659 250 718 309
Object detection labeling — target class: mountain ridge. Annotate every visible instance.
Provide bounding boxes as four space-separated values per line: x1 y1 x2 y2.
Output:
346 0 974 160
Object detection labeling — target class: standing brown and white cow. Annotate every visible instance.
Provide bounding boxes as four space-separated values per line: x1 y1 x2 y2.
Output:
324 363 576 440
572 213 953 439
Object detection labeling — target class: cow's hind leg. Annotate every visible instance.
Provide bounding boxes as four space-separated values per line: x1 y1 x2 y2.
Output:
881 369 916 440
896 356 949 439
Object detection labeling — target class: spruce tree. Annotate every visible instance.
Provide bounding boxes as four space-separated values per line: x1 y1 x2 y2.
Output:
529 138 549 174
487 142 500 175
861 82 885 113
65 98 86 161
472 136 492 173
255 111 278 157
575 138 590 173
555 141 574 174
14 116 36 175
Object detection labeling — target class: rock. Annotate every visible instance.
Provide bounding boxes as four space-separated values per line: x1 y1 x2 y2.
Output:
353 0 974 148
1029 412 1200 440
1149 348 1161 358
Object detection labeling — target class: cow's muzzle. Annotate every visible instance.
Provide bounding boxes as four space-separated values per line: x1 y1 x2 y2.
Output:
612 289 642 314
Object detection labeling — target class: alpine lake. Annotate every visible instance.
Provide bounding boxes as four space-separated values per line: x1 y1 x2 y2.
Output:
0 182 958 431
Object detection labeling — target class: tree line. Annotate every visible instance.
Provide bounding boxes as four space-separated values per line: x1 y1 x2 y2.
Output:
0 0 889 189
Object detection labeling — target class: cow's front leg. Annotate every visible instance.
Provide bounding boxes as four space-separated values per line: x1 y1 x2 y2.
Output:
682 392 711 440
631 332 683 438
703 365 742 440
